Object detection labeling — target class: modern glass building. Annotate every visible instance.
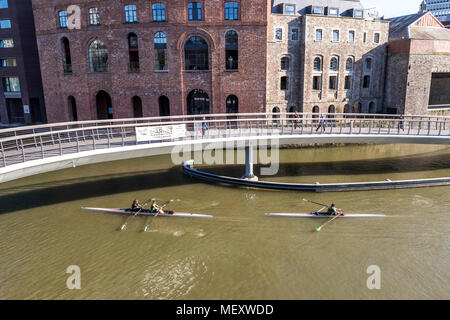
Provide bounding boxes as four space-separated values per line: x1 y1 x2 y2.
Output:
421 0 450 25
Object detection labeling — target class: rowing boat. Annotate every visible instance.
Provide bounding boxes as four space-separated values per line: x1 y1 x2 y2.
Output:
82 207 213 218
266 212 385 218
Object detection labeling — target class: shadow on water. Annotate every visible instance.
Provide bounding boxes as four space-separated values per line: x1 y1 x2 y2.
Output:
200 153 450 178
0 167 200 215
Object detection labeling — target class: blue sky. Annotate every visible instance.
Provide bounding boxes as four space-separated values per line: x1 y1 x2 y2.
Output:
361 0 422 18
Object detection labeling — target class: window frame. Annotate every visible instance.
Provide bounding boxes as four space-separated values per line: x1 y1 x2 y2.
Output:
58 11 68 28
152 3 166 22
224 1 239 21
188 2 203 21
124 4 138 23
88 7 100 26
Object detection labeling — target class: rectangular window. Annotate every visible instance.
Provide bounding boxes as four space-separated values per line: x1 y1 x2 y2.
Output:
58 11 67 28
0 19 11 29
0 0 8 9
124 5 137 23
353 10 363 18
313 76 321 90
0 58 16 67
275 28 283 40
2 77 20 92
329 76 337 90
188 2 202 21
363 32 367 43
0 39 13 48
224 2 239 20
291 28 299 41
315 29 323 41
348 30 355 42
284 4 295 15
89 8 100 25
312 6 324 15
152 3 166 22
344 76 352 90
280 77 288 90
332 30 339 42
328 8 339 16
374 33 380 43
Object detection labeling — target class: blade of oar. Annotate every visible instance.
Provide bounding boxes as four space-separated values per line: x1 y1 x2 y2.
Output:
143 199 174 232
315 212 343 232
302 198 329 208
120 198 154 231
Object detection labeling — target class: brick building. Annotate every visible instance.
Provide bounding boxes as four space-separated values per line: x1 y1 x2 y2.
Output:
266 0 389 114
32 0 268 122
0 0 46 125
385 11 450 115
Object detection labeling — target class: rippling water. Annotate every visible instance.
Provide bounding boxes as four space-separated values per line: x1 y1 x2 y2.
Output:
0 144 449 299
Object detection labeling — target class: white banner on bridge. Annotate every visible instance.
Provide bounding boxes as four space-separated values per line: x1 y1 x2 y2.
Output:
135 124 187 142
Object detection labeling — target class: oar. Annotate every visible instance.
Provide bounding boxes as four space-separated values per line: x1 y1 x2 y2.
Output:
315 212 344 232
143 199 174 232
302 198 328 207
120 198 153 231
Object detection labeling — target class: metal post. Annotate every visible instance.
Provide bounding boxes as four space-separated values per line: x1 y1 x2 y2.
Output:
1 141 6 167
58 133 62 156
40 136 44 159
242 144 258 181
21 139 25 162
75 130 80 153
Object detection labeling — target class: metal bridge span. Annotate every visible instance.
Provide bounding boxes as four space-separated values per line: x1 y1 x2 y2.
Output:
0 113 449 183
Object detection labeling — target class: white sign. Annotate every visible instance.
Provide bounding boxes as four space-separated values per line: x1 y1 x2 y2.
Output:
136 124 187 142
23 105 30 114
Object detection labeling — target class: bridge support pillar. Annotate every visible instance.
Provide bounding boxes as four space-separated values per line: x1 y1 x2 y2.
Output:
242 145 258 181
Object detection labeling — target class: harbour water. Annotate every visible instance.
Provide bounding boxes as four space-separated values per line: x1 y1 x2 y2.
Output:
0 144 449 299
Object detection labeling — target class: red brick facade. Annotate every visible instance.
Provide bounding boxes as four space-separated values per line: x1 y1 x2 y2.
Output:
32 0 268 122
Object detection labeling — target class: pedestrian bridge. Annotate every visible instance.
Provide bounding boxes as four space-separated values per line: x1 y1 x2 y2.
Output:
0 112 449 183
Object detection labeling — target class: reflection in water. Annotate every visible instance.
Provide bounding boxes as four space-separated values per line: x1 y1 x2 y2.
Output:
0 144 448 299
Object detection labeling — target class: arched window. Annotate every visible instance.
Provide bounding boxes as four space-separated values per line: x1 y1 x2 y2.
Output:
330 57 339 71
272 107 280 120
187 89 210 114
225 30 238 70
313 57 322 71
363 75 371 88
68 96 77 121
226 95 238 113
159 96 170 116
184 36 209 70
89 40 108 72
154 31 167 71
281 57 290 71
128 33 139 72
344 104 351 114
224 2 239 20
312 106 320 119
345 57 353 71
152 3 166 22
61 37 72 74
365 58 372 71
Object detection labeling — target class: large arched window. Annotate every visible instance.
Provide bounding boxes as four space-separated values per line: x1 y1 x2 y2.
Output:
187 89 210 114
89 40 108 72
225 30 238 70
226 95 238 113
184 36 209 70
61 37 72 74
128 33 139 72
154 31 167 71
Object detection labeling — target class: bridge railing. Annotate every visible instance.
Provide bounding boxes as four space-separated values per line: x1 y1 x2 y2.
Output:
0 113 449 168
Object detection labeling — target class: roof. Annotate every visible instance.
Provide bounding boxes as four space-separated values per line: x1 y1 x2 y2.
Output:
271 0 364 15
388 11 450 40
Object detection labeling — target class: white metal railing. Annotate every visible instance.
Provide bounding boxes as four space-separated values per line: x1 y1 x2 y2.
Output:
0 112 449 168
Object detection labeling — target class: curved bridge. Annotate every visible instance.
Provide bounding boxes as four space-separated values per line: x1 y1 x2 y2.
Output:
0 112 449 183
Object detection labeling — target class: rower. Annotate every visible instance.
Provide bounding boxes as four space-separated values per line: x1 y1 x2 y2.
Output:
150 200 165 214
327 203 342 216
131 199 143 212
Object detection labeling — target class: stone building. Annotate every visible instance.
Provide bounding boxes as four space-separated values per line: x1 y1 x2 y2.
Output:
266 0 389 114
0 0 46 125
385 11 450 115
32 0 268 122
